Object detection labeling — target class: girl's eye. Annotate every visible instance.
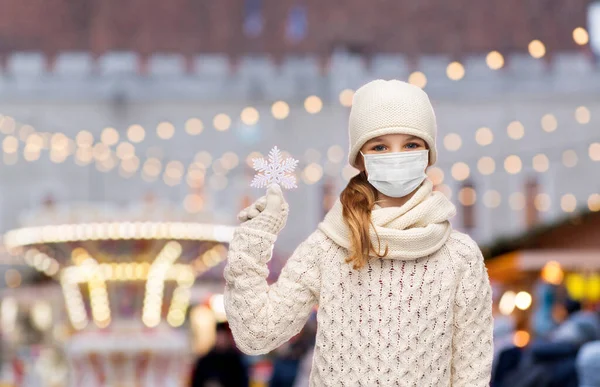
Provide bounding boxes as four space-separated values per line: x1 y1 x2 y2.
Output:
405 142 421 149
372 145 387 151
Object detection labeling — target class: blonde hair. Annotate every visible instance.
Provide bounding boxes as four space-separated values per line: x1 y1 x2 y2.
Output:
339 170 388 270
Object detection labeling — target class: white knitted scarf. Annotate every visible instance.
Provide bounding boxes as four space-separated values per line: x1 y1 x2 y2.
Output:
317 179 456 260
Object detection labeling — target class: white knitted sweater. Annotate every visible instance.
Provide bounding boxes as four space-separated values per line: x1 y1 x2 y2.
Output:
224 181 493 386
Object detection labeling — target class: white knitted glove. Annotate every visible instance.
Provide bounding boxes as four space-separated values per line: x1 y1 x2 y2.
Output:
237 183 289 235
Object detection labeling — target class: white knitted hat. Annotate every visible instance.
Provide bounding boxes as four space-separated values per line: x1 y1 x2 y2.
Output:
348 79 438 168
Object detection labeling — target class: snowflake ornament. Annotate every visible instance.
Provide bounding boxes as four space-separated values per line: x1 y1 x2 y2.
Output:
251 146 299 189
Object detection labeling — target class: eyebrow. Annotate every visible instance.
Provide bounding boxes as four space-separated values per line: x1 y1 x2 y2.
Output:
365 135 424 144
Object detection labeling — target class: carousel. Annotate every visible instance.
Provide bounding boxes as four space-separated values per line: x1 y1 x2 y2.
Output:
3 198 235 387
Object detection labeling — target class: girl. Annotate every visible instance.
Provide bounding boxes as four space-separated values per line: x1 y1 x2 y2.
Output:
224 79 493 386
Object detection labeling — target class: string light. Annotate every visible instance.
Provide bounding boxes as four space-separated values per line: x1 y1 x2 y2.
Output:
590 143 600 161
101 127 119 146
486 51 504 70
240 107 260 125
408 71 427 88
458 187 476 206
541 114 558 132
443 133 462 151
507 121 525 140
157 121 175 139
339 89 354 107
483 190 502 208
575 106 591 124
127 125 146 143
213 114 231 131
532 154 550 173
185 118 204 135
76 131 94 147
589 194 600 212
446 62 465 81
426 167 444 185
534 193 551 212
302 163 324 184
477 157 496 175
304 96 323 114
573 27 590 45
528 40 546 59
561 194 577 213
504 155 522 174
271 101 290 120
116 142 135 160
451 162 470 181
2 136 18 153
562 149 578 168
475 127 493 146
327 145 345 163
0 116 16 134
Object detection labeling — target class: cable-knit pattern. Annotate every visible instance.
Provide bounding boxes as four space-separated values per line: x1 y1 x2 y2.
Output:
224 227 493 386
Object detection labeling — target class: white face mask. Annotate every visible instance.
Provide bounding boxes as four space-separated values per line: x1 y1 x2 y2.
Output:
361 150 429 198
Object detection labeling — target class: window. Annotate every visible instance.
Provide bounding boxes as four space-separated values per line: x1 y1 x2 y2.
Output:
286 4 308 43
244 0 263 38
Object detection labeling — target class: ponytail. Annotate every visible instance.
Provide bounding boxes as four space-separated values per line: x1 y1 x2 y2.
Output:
339 171 388 270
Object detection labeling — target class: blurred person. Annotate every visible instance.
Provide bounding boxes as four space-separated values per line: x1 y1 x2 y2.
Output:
498 309 600 387
577 340 600 387
224 79 493 386
268 332 307 387
190 322 249 387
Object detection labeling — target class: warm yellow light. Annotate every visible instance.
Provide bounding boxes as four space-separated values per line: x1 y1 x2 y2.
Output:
504 155 522 174
271 101 290 120
532 154 549 173
2 136 18 153
589 194 600 212
507 121 525 140
302 163 323 184
443 133 462 151
0 116 16 134
76 131 94 147
477 157 495 175
515 291 532 310
541 261 564 285
575 106 591 124
528 40 546 59
426 167 444 186
514 331 530 348
562 149 578 168
327 145 344 163
304 96 323 114
475 127 493 146
101 127 119 146
408 71 427 88
499 291 516 315
240 107 260 126
185 118 204 135
589 143 600 161
483 190 501 208
5 269 22 288
213 114 231 131
184 194 205 214
573 27 590 45
458 187 477 206
339 89 355 107
541 114 558 132
127 125 146 143
534 193 551 212
157 122 175 139
116 142 135 160
486 51 504 70
446 61 465 81
561 194 577 213
451 162 470 181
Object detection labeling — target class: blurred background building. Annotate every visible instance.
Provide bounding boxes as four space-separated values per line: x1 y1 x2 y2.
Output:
0 1 599 386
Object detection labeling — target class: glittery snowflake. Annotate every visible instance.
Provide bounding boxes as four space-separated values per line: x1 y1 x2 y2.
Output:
250 146 299 189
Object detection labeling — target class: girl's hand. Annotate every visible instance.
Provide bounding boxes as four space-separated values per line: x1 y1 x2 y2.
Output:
237 184 289 235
